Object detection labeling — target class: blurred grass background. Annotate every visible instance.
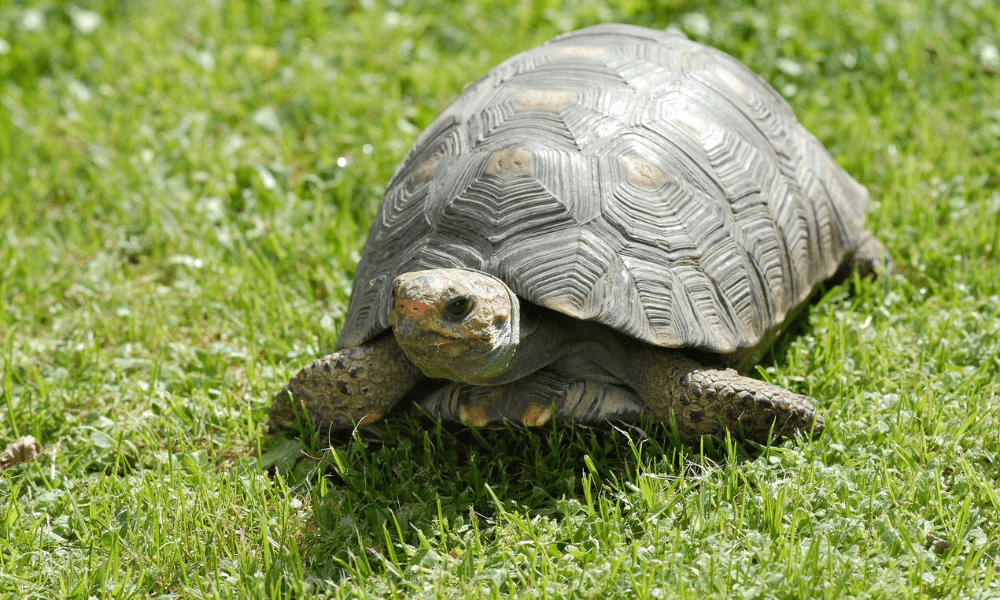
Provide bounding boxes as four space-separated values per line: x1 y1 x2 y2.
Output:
1 0 999 597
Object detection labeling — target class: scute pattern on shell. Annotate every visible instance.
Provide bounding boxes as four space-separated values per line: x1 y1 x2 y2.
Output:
337 24 868 355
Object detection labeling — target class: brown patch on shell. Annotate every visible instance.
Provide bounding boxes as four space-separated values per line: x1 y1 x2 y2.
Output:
675 111 710 136
513 89 573 112
540 295 581 316
622 156 666 189
709 65 749 99
485 147 531 179
410 152 443 185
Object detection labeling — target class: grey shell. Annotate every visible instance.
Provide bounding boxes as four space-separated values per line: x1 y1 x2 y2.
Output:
337 24 868 356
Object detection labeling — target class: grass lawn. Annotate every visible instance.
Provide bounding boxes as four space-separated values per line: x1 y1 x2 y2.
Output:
2 0 999 597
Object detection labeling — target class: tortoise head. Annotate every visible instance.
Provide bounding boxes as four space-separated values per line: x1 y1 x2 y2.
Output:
389 269 521 384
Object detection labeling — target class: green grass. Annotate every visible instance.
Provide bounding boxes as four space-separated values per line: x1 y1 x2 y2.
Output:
2 0 999 597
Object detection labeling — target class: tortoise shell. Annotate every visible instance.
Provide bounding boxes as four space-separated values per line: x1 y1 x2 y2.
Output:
337 24 868 359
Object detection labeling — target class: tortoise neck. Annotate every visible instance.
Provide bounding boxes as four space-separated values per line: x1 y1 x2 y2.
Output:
478 302 641 385
470 302 568 384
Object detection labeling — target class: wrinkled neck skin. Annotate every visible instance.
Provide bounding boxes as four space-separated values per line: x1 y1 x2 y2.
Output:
479 302 637 386
474 301 562 385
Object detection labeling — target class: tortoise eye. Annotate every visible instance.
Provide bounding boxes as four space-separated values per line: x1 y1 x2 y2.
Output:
442 296 474 322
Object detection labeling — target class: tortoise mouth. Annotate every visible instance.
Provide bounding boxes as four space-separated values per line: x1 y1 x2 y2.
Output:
401 331 517 382
389 268 521 384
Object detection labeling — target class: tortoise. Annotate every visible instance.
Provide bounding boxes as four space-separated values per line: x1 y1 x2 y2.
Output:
270 24 890 443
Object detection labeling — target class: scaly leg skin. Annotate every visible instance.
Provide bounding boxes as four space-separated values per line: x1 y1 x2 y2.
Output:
269 332 424 434
632 347 824 444
846 229 894 279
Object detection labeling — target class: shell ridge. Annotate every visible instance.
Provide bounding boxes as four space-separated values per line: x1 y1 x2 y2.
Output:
701 124 795 324
470 102 581 154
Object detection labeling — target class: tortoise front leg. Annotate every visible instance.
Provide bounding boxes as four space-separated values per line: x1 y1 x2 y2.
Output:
630 347 824 443
417 368 644 428
269 332 424 433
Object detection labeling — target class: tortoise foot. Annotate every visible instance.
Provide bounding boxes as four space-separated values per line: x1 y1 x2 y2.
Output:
269 333 423 433
633 349 823 444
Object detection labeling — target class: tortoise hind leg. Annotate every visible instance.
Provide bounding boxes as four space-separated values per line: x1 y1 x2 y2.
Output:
629 347 823 444
847 230 894 278
270 332 424 433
